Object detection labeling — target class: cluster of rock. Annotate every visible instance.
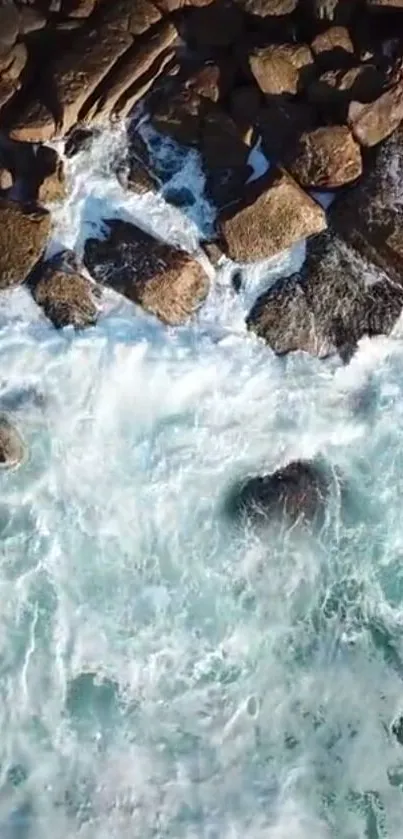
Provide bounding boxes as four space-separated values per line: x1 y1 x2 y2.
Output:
0 0 403 469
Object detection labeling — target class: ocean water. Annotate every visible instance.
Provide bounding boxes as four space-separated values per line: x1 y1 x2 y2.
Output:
1 124 403 839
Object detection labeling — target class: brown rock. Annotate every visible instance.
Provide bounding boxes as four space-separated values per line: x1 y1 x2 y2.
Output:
311 25 354 70
249 43 314 96
233 0 298 16
0 169 12 191
154 0 215 11
62 0 98 17
0 4 19 58
117 156 159 193
202 240 225 267
219 169 327 263
0 200 51 289
348 81 403 146
38 159 66 204
1 43 28 82
84 220 209 324
288 125 362 188
128 0 162 34
87 20 177 122
0 416 26 469
185 62 235 103
8 100 56 143
31 264 99 329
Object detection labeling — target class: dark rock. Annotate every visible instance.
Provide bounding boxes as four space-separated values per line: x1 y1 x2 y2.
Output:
164 186 195 207
202 239 225 266
307 64 386 119
31 263 99 329
118 156 159 194
183 61 235 103
367 0 403 7
306 0 359 23
311 25 355 70
330 130 403 283
0 4 19 58
150 86 206 146
392 715 403 746
0 199 51 289
219 168 327 263
259 99 316 162
287 125 362 188
247 231 403 359
84 219 209 325
230 85 261 143
0 416 25 469
182 0 243 47
249 43 314 96
225 460 330 526
64 126 97 158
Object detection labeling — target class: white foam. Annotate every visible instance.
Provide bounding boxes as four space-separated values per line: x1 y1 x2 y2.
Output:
0 124 402 839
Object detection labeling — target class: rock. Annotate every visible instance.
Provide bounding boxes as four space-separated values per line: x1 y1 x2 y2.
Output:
8 100 56 143
84 220 209 325
247 232 403 359
31 263 99 329
230 85 261 141
307 0 359 22
150 86 205 146
18 5 46 33
233 0 298 16
330 131 403 284
348 80 403 146
183 0 243 47
0 200 51 289
307 65 386 118
202 107 249 169
0 4 19 58
219 169 327 263
287 125 362 188
0 168 12 191
8 10 134 140
311 25 355 70
38 157 66 204
0 416 25 469
117 156 159 193
1 43 28 82
367 0 403 7
249 43 314 96
62 0 98 17
259 99 315 161
202 240 225 266
225 460 330 526
64 125 97 157
184 62 235 103
86 20 178 122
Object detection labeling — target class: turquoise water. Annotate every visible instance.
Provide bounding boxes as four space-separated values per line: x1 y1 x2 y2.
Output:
1 127 403 838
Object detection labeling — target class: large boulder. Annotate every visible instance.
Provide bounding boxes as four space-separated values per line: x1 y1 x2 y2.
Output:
249 43 314 96
348 78 403 147
330 127 403 281
247 232 403 360
219 168 327 263
225 460 330 526
30 258 100 329
84 220 209 325
0 416 26 470
0 200 51 289
287 125 362 188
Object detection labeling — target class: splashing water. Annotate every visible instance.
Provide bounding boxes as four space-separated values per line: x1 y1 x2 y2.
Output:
1 124 403 839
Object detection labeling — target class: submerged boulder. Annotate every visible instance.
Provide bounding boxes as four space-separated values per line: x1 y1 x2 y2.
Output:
84 220 209 325
226 460 330 526
0 416 26 469
0 200 51 289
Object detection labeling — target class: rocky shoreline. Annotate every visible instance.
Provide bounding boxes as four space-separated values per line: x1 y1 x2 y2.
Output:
0 0 403 488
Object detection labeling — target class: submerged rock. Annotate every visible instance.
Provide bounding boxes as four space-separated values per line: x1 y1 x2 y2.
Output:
31 260 100 329
0 199 51 289
225 460 330 526
84 220 209 325
0 416 26 469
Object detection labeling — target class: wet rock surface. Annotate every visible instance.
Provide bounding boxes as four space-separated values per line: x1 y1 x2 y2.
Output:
225 460 330 526
30 259 100 329
0 415 26 469
0 199 50 289
84 220 210 325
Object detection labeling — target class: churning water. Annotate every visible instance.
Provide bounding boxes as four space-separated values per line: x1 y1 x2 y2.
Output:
1 123 403 839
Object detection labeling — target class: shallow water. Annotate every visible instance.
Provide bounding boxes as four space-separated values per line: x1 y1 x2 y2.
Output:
1 124 403 839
